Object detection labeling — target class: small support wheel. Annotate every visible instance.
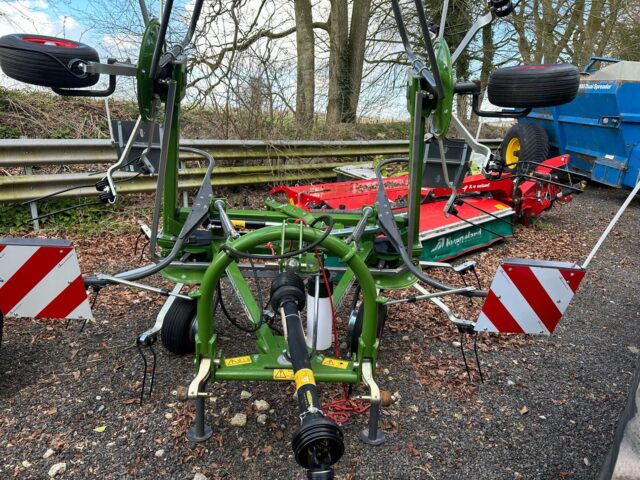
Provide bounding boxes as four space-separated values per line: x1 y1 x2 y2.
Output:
488 64 579 108
0 34 100 88
160 297 197 355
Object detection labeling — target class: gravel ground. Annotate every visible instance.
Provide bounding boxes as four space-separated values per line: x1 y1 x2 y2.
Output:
1 185 639 480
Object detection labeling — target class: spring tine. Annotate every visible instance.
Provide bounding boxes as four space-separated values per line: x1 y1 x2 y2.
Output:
136 343 148 405
471 266 482 290
458 271 475 310
148 344 157 397
459 331 472 382
474 332 484 384
65 318 72 329
80 318 89 333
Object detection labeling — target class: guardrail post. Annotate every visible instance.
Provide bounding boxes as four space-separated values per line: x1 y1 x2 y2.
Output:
180 160 188 207
24 166 40 231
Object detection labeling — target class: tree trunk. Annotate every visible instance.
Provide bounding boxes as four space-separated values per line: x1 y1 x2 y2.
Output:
344 0 372 123
326 0 349 124
294 0 315 128
326 0 372 124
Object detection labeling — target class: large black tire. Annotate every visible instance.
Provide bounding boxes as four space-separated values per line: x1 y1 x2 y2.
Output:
161 298 197 355
488 64 579 108
500 123 549 170
0 34 99 88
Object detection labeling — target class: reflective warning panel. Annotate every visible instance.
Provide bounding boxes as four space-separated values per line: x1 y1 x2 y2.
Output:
0 238 93 320
475 258 586 335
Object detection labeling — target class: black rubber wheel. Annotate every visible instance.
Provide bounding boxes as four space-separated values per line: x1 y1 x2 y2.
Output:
488 64 579 108
500 123 549 170
349 302 387 356
161 298 197 355
0 34 99 88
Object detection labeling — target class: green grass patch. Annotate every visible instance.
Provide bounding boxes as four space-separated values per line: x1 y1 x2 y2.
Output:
0 196 151 236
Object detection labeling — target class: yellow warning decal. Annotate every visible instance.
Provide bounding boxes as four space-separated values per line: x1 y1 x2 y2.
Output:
272 369 295 380
494 204 508 210
224 355 252 367
231 220 246 228
322 357 350 369
294 368 316 390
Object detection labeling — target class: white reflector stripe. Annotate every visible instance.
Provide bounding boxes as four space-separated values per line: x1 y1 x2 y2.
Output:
489 266 550 335
9 250 79 317
530 266 574 313
66 298 93 320
476 311 498 333
0 245 39 284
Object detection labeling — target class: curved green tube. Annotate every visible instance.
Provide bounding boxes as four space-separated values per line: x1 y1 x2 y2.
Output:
195 225 379 367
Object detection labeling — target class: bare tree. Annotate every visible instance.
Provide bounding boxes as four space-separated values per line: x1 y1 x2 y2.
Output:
508 0 625 66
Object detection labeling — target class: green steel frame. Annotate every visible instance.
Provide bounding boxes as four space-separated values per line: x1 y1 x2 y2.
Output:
129 0 479 457
132 13 456 388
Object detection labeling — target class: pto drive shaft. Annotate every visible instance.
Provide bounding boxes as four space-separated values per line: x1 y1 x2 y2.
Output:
270 272 344 480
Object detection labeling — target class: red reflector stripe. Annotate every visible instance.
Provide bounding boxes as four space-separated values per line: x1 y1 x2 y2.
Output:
560 269 585 293
36 275 87 318
0 247 71 314
482 290 524 334
502 265 563 333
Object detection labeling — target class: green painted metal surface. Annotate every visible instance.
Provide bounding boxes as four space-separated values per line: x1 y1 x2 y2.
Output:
194 225 379 383
162 63 187 237
136 19 159 121
407 75 429 248
420 218 513 261
432 37 454 137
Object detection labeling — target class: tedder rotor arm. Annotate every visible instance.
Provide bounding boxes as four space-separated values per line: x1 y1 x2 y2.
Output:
390 0 441 100
149 0 205 79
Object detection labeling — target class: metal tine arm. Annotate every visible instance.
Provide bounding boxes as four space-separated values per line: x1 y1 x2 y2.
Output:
412 0 444 99
390 0 438 94
138 0 150 25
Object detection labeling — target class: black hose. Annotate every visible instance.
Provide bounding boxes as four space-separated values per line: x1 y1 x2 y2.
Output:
17 200 104 227
219 215 334 260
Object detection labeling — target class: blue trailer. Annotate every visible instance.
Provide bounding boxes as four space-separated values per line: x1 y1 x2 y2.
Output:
511 57 640 189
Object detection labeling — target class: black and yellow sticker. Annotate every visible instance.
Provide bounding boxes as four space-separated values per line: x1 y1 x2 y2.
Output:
224 355 252 367
321 357 349 369
231 220 246 228
272 369 295 380
294 368 316 390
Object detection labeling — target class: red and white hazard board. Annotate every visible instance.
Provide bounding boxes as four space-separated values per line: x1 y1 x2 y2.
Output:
475 258 586 335
0 238 93 320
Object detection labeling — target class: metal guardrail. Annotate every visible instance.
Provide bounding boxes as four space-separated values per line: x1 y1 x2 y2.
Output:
0 138 502 203
0 138 417 167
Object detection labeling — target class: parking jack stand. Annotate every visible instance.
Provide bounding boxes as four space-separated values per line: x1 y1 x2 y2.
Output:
184 357 214 442
360 360 385 445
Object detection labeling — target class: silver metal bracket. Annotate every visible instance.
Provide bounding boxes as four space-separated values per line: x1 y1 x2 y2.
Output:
187 357 212 400
413 283 475 329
